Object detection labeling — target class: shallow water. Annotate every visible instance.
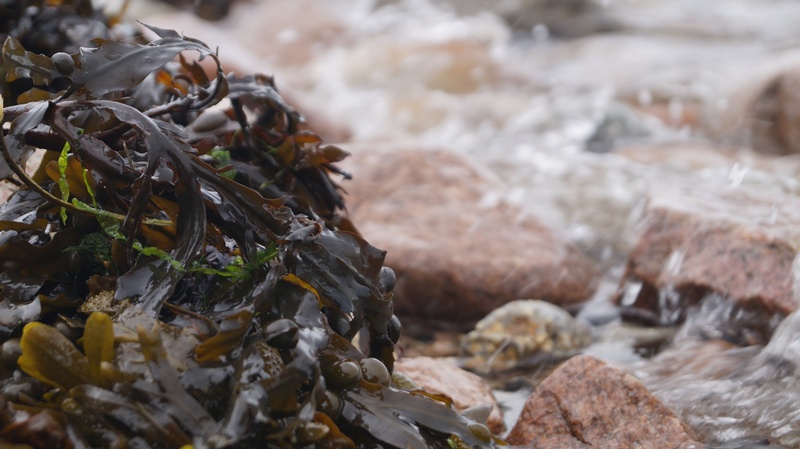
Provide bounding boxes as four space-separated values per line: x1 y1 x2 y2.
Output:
129 0 800 444
635 297 800 446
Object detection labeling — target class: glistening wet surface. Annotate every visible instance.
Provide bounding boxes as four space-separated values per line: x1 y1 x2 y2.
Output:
130 0 800 445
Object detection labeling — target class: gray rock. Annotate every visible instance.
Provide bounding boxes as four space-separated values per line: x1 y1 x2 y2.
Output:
585 102 655 154
412 0 619 37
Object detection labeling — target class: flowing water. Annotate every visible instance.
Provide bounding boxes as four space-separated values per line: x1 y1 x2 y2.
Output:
124 0 800 445
630 295 800 447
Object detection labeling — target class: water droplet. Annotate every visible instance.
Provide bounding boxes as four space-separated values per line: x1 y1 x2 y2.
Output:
727 163 748 187
638 89 652 106
665 251 684 277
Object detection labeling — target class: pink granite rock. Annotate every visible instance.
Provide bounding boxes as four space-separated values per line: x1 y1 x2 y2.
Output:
506 355 701 449
341 146 599 327
394 356 504 435
614 180 800 341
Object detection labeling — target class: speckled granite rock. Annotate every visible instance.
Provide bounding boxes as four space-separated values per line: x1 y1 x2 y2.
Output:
460 300 592 373
341 147 599 328
394 356 505 435
614 179 800 341
506 355 701 449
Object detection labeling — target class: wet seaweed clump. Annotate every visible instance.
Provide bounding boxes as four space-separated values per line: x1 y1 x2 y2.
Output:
0 3 502 449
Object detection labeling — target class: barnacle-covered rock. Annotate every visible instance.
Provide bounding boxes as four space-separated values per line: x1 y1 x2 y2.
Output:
461 299 592 373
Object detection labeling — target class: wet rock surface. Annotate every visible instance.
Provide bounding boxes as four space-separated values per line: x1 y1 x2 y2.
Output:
11 0 800 447
506 354 701 448
436 0 618 38
713 64 800 156
614 179 800 338
341 147 599 327
635 307 800 447
394 356 505 435
460 299 592 373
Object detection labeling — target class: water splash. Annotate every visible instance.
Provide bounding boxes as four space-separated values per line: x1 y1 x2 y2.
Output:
634 296 800 447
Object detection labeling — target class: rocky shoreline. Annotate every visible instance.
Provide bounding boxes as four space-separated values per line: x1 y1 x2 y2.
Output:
341 139 800 447
5 0 800 447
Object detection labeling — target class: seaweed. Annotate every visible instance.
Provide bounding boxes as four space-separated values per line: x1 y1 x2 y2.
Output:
0 3 502 449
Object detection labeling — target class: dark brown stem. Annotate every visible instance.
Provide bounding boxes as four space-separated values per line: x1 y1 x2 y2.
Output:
0 128 83 213
22 129 67 152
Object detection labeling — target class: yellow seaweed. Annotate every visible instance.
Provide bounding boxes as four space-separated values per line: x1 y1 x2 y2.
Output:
17 322 93 391
83 311 115 386
282 273 323 308
194 309 253 363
